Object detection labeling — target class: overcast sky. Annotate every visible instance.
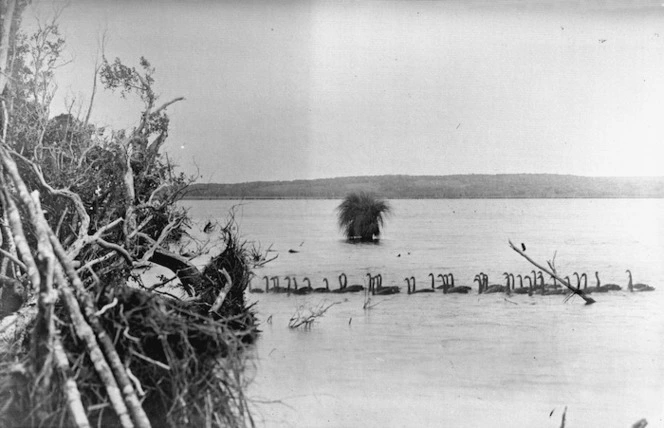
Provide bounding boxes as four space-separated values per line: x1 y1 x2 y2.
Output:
28 0 664 183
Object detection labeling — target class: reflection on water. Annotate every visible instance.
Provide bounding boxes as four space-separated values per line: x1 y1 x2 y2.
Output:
182 199 664 427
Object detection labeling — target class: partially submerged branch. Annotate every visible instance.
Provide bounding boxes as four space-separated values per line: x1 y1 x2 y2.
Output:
288 301 341 329
508 240 595 305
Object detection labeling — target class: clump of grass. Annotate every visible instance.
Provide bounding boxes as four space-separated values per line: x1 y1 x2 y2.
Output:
336 192 391 242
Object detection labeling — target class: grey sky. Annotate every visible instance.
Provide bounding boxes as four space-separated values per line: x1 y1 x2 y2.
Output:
31 1 664 183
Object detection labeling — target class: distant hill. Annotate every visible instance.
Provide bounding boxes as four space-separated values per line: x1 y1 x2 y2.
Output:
181 174 664 199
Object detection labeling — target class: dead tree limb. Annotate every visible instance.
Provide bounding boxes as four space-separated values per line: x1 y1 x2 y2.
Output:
47 228 152 428
8 149 91 241
0 214 20 276
57 282 134 428
209 268 231 314
2 142 151 427
31 193 57 401
53 332 91 428
508 240 595 305
0 180 41 295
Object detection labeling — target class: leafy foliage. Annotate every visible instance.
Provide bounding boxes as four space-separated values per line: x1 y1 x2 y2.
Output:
336 192 391 242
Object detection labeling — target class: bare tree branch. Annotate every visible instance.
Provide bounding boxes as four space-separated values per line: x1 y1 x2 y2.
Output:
151 96 184 117
508 240 595 305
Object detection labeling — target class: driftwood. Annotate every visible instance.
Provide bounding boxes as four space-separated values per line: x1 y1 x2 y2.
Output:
508 240 595 305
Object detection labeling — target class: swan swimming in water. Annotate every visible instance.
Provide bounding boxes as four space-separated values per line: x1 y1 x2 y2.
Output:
337 273 364 293
312 278 330 293
594 271 621 291
626 269 655 292
504 273 513 295
583 272 607 293
371 273 400 295
439 273 470 294
283 276 293 295
436 273 471 293
249 277 266 293
482 274 506 294
269 276 287 293
430 273 445 290
292 277 313 295
406 276 434 294
474 275 484 294
512 274 530 294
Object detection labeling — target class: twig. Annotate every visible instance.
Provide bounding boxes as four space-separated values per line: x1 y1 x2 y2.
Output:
125 367 145 397
130 349 171 371
94 298 118 317
95 237 133 265
76 252 116 274
123 327 140 343
147 275 178 291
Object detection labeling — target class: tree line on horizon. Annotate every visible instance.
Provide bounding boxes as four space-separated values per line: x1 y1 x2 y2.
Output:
183 174 664 199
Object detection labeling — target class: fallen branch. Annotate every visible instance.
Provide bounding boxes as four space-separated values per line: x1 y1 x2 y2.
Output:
53 333 91 428
288 301 340 329
57 283 134 428
0 177 41 294
508 240 595 305
47 228 152 428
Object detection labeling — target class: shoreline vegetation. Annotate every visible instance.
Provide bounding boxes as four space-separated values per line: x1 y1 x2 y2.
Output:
0 8 259 428
182 174 664 200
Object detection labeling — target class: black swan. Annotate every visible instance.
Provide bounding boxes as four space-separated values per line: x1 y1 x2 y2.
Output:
595 271 621 291
406 276 434 294
626 269 655 292
313 278 330 293
293 277 313 295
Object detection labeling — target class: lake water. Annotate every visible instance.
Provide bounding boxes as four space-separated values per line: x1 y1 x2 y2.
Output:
181 199 664 428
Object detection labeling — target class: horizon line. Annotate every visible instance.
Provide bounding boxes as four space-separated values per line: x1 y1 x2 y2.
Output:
195 172 664 186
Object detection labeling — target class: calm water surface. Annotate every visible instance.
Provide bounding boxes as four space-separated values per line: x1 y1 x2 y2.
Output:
182 199 664 428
